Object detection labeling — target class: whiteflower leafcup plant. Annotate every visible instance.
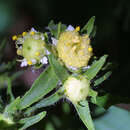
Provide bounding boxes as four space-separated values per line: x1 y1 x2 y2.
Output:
0 16 113 130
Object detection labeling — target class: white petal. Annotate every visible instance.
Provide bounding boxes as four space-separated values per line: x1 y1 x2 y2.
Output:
31 27 37 32
20 59 27 67
40 56 48 64
66 25 75 31
31 59 36 64
51 37 58 46
83 65 90 70
68 65 77 71
41 36 44 40
46 49 51 55
19 46 22 49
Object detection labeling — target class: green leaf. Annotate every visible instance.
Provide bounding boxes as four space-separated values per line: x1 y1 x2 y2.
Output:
4 97 20 116
94 94 110 108
48 21 67 38
101 62 113 71
81 16 95 35
10 71 24 81
19 66 59 110
0 39 6 60
83 55 108 80
25 89 63 115
19 111 46 130
88 89 98 104
0 60 16 73
74 100 95 130
0 96 4 112
7 78 15 102
94 106 130 130
0 39 6 51
45 122 55 130
48 54 69 83
57 22 61 39
94 71 112 86
92 94 130 109
91 26 97 38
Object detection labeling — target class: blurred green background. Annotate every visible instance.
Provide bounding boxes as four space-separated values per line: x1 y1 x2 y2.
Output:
0 0 130 129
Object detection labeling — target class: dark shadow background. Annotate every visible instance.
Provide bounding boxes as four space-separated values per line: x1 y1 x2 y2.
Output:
0 0 130 129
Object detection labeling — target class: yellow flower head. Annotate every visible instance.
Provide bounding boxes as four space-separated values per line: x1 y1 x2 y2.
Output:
57 30 93 68
14 28 49 67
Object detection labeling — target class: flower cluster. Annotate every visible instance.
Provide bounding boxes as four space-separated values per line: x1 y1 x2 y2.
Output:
12 28 50 67
12 24 94 102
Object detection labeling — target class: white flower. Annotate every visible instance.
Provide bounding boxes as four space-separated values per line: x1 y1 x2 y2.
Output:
40 56 48 64
66 25 75 31
20 59 28 67
51 37 58 46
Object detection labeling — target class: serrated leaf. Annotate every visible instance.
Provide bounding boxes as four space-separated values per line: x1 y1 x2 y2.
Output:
74 100 95 130
89 89 98 104
19 111 46 130
25 89 63 115
19 66 59 110
81 16 95 35
83 55 108 80
48 54 69 83
94 71 112 86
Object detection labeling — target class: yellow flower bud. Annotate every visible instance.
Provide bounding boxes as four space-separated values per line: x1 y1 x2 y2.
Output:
27 60 32 65
22 32 27 36
12 35 17 41
75 26 80 32
64 75 90 103
30 31 35 35
17 49 22 55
